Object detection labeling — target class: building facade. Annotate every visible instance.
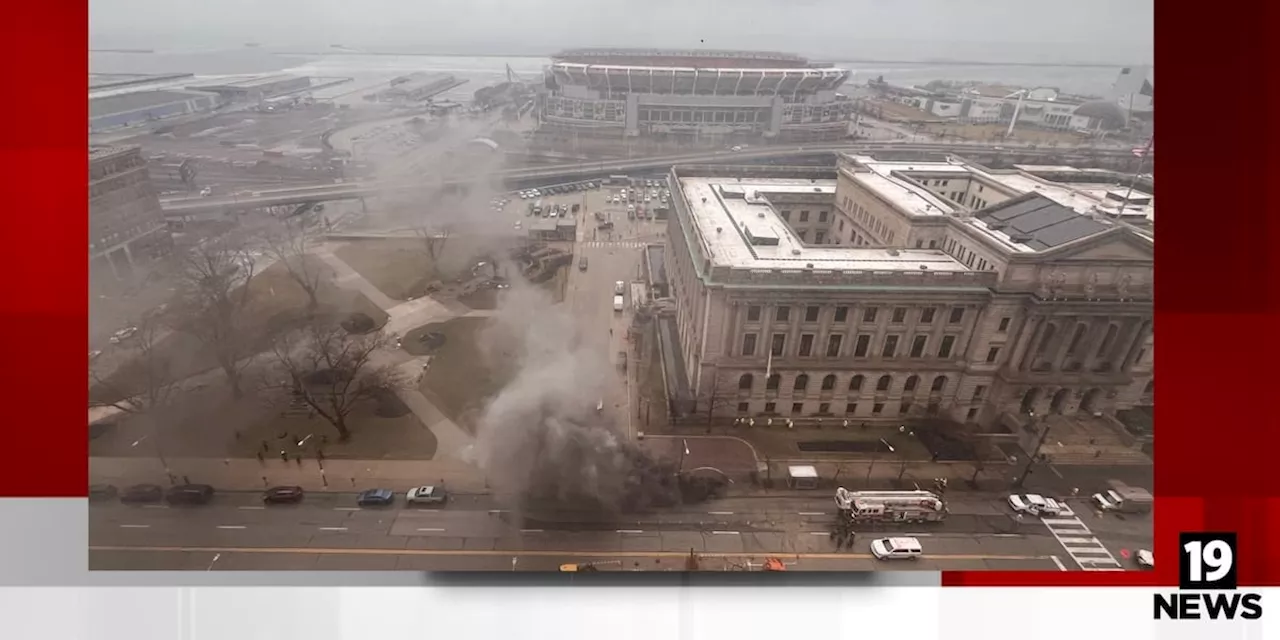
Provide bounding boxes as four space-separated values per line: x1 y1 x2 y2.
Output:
89 146 173 282
539 48 855 143
662 155 1153 429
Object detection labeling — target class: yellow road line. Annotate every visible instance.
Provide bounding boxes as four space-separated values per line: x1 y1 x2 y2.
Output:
90 545 1050 562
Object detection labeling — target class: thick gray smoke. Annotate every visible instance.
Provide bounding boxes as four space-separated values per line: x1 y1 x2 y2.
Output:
474 283 682 517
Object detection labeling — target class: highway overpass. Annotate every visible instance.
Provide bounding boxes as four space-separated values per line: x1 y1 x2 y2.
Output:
160 141 1148 216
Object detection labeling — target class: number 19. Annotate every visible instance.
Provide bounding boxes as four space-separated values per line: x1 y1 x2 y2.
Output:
1184 539 1233 583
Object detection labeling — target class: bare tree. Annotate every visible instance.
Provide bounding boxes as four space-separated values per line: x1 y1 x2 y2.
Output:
415 223 452 266
261 221 324 312
89 316 179 415
173 237 258 398
267 319 405 441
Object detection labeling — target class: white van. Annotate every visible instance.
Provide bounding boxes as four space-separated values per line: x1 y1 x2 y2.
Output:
614 280 625 295
612 295 624 312
871 537 923 561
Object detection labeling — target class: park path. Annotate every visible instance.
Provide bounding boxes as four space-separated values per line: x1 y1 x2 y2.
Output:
310 242 476 460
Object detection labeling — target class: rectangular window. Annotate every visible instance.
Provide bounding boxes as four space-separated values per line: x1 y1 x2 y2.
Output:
854 334 870 357
872 403 885 415
776 306 790 322
891 307 907 324
966 408 978 421
910 335 927 358
805 305 820 322
845 402 857 415
882 335 900 358
764 401 776 413
949 307 965 324
791 402 804 415
928 240 937 248
815 230 826 244
738 402 750 414
826 334 843 357
747 305 761 322
915 240 923 248
771 334 786 356
818 402 831 414
920 308 935 324
986 347 1000 363
799 334 814 357
741 333 757 356
862 307 878 323
998 316 1011 332
834 306 848 322
818 211 829 222
938 335 956 359
799 210 810 222
973 385 987 401
780 210 791 221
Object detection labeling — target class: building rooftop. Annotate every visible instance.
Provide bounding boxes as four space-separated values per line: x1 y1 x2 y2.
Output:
680 176 972 273
971 194 1109 251
89 145 137 162
90 90 216 117
189 74 305 90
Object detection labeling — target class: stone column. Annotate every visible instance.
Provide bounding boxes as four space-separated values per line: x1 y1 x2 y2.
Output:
1121 319 1153 373
1016 317 1046 371
1102 318 1142 370
1050 316 1083 371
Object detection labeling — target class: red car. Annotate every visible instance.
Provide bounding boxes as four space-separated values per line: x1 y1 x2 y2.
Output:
263 486 305 504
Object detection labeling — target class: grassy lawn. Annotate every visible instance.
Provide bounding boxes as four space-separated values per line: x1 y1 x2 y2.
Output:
334 236 521 302
89 259 388 405
407 317 516 433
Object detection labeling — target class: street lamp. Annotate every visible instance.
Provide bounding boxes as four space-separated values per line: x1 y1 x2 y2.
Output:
1014 411 1050 488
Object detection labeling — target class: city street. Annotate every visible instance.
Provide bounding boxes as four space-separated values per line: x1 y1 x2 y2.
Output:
87 492 1150 572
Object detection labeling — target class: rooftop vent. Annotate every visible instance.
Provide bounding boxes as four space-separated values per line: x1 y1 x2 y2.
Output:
887 248 900 256
1010 234 1034 244
806 263 814 268
716 227 722 233
919 265 929 270
701 197 707 203
988 222 1007 231
813 187 822 192
758 212 765 218
791 249 802 256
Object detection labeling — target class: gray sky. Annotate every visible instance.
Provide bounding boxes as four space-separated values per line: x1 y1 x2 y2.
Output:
89 0 1153 64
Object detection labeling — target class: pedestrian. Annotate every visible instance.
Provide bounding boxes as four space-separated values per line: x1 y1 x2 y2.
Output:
182 475 191 485
256 451 264 464
233 430 241 441
280 450 288 462
1094 450 1102 458
261 440 270 453
295 455 303 467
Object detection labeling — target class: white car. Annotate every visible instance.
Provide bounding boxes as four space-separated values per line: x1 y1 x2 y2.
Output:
406 485 448 505
730 145 743 152
89 350 103 362
870 537 922 560
1135 549 1154 569
1091 492 1115 511
1007 493 1068 517
109 326 138 344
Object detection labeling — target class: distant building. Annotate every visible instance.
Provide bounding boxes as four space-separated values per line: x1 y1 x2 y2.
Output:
1108 66 1154 115
539 48 855 143
662 154 1152 429
89 90 220 132
380 73 460 102
89 146 172 281
187 74 311 102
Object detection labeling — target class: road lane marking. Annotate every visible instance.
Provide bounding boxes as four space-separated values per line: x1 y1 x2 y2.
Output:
616 529 644 534
238 506 265 510
333 507 360 511
711 531 740 535
416 528 446 532
809 532 830 536
143 505 169 509
318 527 348 532
520 529 544 534
90 545 1056 562
216 526 246 530
1051 556 1067 571
798 512 825 516
488 509 509 514
708 511 734 515
119 525 150 529
416 509 440 513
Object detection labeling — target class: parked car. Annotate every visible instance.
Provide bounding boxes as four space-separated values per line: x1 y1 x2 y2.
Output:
1007 494 1068 517
120 484 164 505
88 484 118 503
357 488 395 507
263 486 305 504
406 485 449 505
1135 549 1154 569
166 484 215 506
109 326 138 345
1091 492 1116 511
579 256 589 271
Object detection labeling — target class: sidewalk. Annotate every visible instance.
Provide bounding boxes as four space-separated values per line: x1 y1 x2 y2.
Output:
90 456 489 494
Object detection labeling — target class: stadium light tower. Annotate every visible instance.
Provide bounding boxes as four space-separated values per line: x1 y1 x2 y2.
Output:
1003 89 1028 139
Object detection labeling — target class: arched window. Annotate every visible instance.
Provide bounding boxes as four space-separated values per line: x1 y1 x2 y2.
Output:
821 374 837 391
876 375 892 391
1067 323 1088 355
849 375 864 392
794 374 809 391
766 374 781 391
931 375 948 392
904 375 919 392
1036 323 1057 356
1097 324 1118 357
738 374 754 390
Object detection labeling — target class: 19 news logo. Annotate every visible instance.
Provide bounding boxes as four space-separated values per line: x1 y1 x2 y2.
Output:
1153 532 1263 620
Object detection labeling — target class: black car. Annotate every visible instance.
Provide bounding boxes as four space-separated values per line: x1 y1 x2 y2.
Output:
166 484 215 506
263 485 305 504
88 484 118 503
120 484 164 505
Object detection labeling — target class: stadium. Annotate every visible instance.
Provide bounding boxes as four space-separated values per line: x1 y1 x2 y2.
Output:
538 48 854 143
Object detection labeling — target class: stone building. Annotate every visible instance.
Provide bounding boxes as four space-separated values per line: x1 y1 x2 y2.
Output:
89 145 172 282
661 154 1153 428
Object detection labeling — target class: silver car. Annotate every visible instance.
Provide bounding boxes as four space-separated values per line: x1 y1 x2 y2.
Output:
406 485 448 505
